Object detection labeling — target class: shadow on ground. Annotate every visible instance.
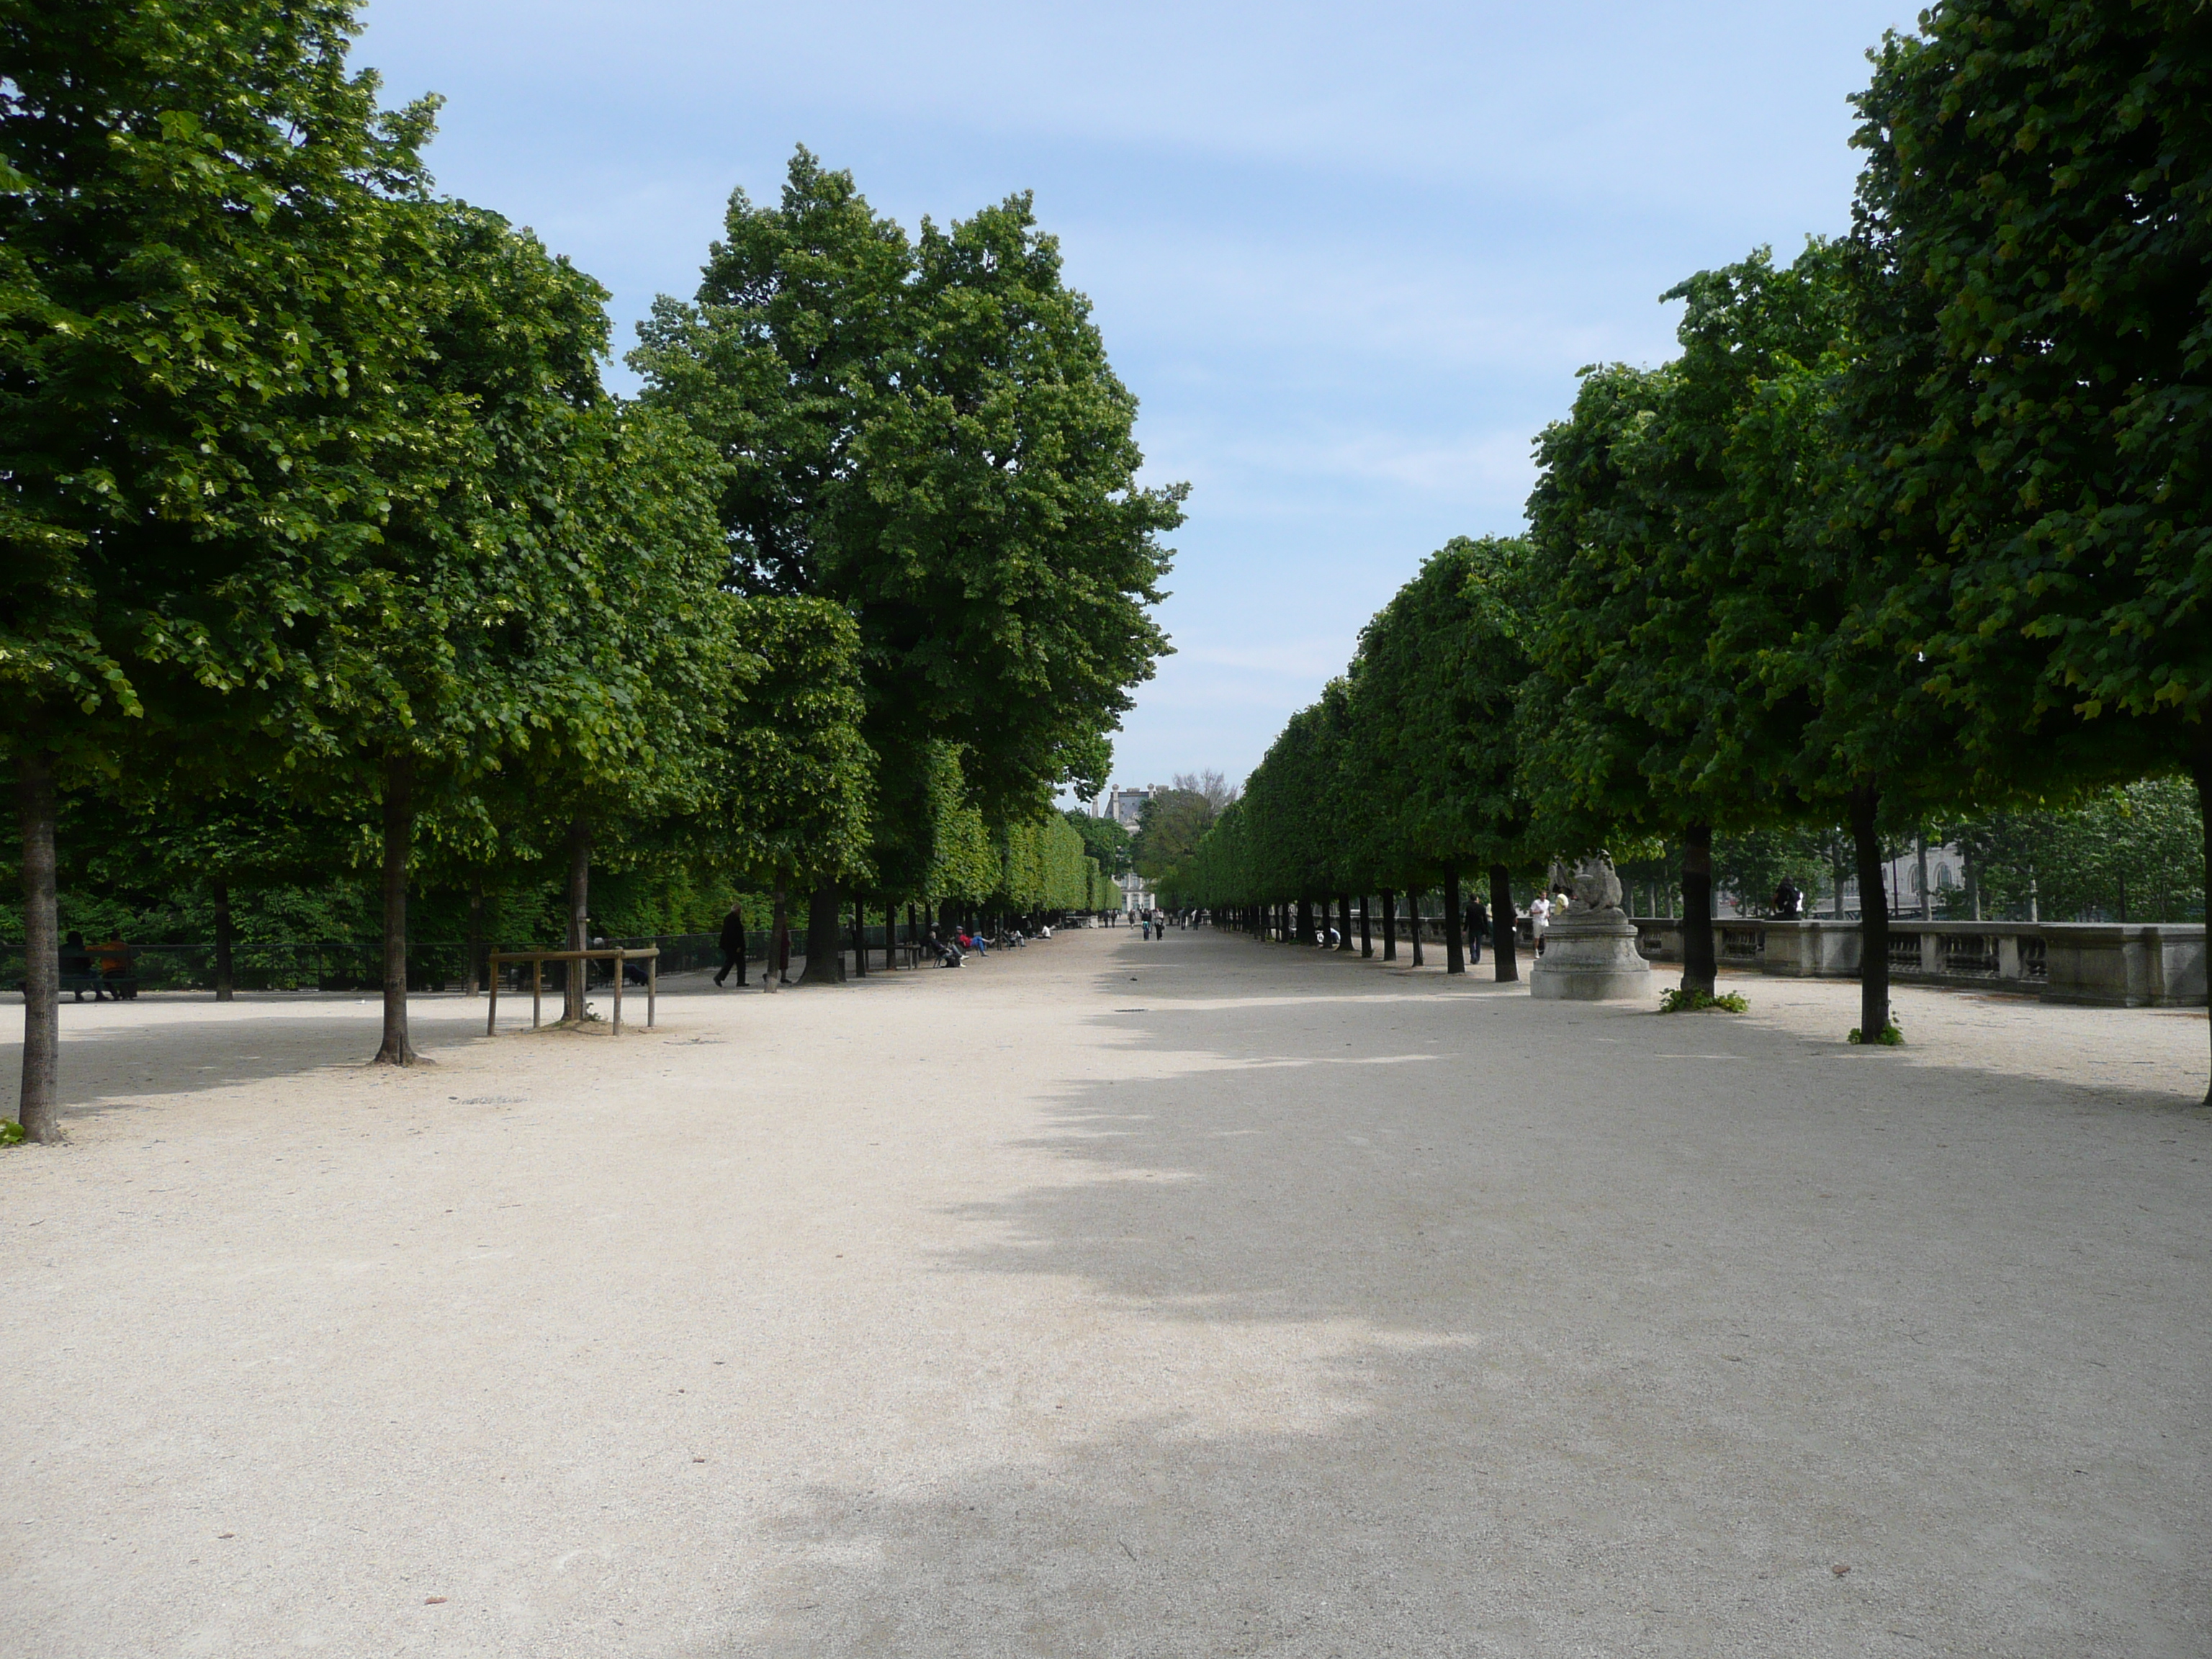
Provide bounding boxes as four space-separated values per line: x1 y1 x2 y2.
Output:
712 935 2210 1658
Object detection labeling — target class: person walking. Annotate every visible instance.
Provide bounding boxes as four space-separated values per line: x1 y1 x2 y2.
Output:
59 930 102 1002
714 901 747 987
1466 895 1488 966
96 933 134 999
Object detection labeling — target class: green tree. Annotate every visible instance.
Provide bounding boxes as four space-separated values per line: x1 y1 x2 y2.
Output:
632 150 1181 970
1954 778 2204 925
1346 536 1536 978
1848 0 2212 1089
1130 788 1214 884
1526 243 1967 1035
495 402 738 1021
0 0 436 1133
277 200 646 1063
1065 808 1132 878
685 595 874 989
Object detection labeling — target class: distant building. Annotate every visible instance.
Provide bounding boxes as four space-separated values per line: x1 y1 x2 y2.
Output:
1104 784 1165 829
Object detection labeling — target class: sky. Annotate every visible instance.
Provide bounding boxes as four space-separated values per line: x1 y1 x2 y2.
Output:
353 0 1923 796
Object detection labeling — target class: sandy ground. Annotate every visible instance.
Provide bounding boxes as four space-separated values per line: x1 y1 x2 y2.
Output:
3 927 2208 1658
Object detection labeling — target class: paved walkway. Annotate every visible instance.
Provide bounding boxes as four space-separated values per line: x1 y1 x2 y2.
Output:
4 929 2207 1656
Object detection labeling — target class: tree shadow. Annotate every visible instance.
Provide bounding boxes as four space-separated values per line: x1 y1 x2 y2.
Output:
704 935 2208 1656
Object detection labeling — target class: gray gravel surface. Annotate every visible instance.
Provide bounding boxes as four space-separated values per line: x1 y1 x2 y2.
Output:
4 928 2208 1656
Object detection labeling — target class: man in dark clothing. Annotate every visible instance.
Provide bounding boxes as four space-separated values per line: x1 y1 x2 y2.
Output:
1465 896 1488 966
1771 878 1804 920
714 902 747 986
59 930 102 1001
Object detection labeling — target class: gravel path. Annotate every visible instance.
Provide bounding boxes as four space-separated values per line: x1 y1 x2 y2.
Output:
4 928 2208 1657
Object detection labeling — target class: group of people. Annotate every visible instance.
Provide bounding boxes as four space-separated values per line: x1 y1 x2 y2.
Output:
709 899 1064 984
58 931 135 1001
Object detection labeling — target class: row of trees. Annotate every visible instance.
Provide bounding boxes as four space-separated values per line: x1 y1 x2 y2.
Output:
3 0 1174 1138
1164 0 2210 1096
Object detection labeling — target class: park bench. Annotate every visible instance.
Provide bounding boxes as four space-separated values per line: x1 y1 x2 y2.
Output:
58 971 138 1002
486 945 658 1034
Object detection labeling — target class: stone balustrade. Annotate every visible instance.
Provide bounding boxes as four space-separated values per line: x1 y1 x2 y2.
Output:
1610 917 2206 1008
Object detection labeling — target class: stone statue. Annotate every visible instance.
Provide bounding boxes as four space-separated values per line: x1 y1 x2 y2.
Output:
1530 850 1650 1002
1564 855 1624 917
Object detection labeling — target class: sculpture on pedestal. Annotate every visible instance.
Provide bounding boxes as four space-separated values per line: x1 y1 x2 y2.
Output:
1529 852 1653 1002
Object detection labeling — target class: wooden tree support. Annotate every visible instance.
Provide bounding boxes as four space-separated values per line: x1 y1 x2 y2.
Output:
486 947 658 1035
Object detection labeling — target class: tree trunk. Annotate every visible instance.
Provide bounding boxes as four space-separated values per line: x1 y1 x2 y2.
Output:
1489 863 1519 984
884 902 896 971
465 881 485 997
17 746 61 1141
1411 891 1428 966
1680 821 1716 997
562 816 591 1023
1295 896 1313 946
2191 742 2211 1102
1359 894 1372 958
799 886 844 984
1442 866 1465 975
1380 890 1397 961
763 885 786 992
1851 785 1891 1043
372 752 419 1065
211 878 234 1002
1335 893 1351 950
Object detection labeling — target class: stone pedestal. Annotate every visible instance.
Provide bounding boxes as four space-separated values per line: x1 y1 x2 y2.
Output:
1529 912 1653 1001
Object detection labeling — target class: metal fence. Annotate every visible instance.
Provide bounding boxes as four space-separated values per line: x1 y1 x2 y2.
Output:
4 931 783 997
3 940 477 995
4 923 958 997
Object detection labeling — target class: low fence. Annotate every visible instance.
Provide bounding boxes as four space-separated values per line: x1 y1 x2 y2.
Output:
1604 917 2206 1009
3 940 483 996
4 919 1051 997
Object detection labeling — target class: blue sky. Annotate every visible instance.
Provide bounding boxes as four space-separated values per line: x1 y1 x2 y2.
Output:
354 0 1921 794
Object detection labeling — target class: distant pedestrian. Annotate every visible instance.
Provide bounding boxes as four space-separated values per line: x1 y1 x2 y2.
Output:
1466 896 1488 965
1771 877 1804 920
1529 893 1551 955
714 901 747 986
59 930 102 1002
96 934 134 999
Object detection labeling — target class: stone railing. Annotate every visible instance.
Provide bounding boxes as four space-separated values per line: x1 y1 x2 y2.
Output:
1615 917 2205 1009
